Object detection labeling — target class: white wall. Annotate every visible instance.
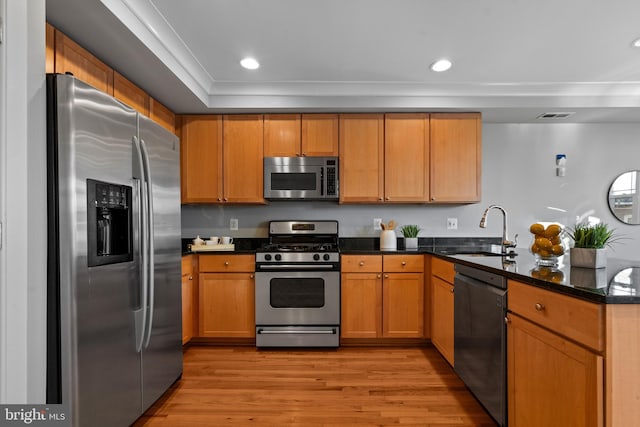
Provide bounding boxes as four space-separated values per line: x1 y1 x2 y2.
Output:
182 122 640 259
0 0 47 403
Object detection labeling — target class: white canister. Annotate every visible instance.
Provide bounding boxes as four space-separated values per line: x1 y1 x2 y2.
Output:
380 230 397 251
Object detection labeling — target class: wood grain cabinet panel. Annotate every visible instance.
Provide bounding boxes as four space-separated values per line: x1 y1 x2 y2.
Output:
149 98 176 134
384 113 430 203
46 23 55 73
113 71 149 116
507 313 603 427
222 115 265 203
54 29 114 94
180 115 223 203
431 275 454 365
264 114 301 157
430 113 481 203
339 114 385 203
341 255 425 340
301 114 339 156
199 272 255 338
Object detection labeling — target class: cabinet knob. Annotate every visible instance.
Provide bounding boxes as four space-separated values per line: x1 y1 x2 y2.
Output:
450 287 454 293
401 261 406 266
385 197 390 201
377 274 382 279
296 152 300 156
384 274 389 279
188 275 193 280
504 316 511 324
223 197 228 202
217 197 222 202
379 197 383 201
359 261 365 266
431 197 436 201
224 261 229 266
535 303 545 311
250 274 254 279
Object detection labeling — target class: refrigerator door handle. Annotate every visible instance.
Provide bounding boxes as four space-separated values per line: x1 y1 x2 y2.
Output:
140 138 155 348
132 135 148 353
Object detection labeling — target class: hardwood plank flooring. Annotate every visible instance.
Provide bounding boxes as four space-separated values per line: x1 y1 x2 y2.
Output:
134 346 497 426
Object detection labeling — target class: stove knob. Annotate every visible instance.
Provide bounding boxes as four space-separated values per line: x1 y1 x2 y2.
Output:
275 254 282 261
264 254 272 261
323 254 331 261
313 254 320 261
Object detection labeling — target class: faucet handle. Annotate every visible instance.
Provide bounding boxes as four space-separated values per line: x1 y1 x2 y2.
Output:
505 233 518 249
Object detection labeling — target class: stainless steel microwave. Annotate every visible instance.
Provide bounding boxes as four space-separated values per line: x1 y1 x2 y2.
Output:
264 156 339 200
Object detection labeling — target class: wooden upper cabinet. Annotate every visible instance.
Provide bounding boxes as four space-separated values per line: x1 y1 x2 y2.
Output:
339 114 385 203
54 29 114 94
113 71 149 116
264 114 301 157
223 115 265 203
302 114 339 156
264 114 339 157
150 98 176 135
430 113 481 203
180 115 223 203
384 113 430 203
46 23 55 73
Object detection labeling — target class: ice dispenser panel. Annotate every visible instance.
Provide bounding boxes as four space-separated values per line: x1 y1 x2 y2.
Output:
87 179 133 266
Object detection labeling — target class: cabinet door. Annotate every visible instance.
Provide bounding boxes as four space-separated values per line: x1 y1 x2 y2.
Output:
384 114 430 203
113 71 149 116
150 98 176 134
431 276 454 365
301 114 339 156
54 29 114 94
507 314 603 427
181 273 193 344
264 114 301 157
340 273 382 338
223 115 265 203
199 273 255 338
339 114 384 203
430 113 481 203
382 273 425 338
180 115 223 203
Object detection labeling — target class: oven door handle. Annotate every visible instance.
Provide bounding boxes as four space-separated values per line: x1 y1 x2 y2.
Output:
257 329 337 335
257 264 336 270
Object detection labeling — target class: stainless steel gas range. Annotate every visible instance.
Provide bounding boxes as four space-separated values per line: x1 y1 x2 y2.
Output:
255 220 340 347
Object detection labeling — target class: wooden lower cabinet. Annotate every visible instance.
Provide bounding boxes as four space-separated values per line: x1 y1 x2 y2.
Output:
199 273 255 338
507 314 603 427
341 255 424 339
198 254 256 338
181 272 193 344
430 276 454 365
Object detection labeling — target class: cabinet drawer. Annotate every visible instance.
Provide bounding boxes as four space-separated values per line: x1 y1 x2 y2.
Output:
383 255 424 272
198 254 255 272
341 255 382 273
182 255 193 276
508 280 604 352
431 257 455 283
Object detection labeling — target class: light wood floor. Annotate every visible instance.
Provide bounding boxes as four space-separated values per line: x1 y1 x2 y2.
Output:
134 345 497 426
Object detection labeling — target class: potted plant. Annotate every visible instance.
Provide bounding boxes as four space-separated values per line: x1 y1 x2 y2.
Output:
400 225 421 250
568 222 618 268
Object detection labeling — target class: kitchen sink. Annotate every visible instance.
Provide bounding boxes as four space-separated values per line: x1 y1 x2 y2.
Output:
438 250 514 257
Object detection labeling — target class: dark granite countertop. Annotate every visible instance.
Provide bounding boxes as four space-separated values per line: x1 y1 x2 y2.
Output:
182 236 640 304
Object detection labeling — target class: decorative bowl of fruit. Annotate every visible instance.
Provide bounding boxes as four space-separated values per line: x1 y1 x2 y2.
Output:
529 222 566 266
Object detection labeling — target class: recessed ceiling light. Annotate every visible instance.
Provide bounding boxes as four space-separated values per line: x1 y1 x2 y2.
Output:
430 59 452 72
633 37 640 47
240 57 260 70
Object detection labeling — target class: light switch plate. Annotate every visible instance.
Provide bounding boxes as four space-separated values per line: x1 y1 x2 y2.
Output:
230 218 239 231
374 218 382 230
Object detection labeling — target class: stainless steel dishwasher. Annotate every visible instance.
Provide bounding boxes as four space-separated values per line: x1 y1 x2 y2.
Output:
454 264 507 427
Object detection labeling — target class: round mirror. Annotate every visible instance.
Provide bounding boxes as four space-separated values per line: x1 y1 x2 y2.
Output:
608 171 640 225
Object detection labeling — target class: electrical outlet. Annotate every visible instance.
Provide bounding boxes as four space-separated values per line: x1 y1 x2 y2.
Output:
230 218 239 231
373 218 382 230
447 218 458 230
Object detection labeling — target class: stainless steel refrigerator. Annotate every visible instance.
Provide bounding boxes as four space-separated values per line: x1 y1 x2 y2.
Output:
46 74 182 426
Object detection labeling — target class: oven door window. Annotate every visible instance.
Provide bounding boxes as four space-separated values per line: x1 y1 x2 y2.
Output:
270 278 325 308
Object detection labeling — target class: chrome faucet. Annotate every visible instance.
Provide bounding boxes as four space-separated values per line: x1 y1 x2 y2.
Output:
479 204 518 254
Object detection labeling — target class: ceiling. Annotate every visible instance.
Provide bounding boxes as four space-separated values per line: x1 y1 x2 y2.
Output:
46 0 640 123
